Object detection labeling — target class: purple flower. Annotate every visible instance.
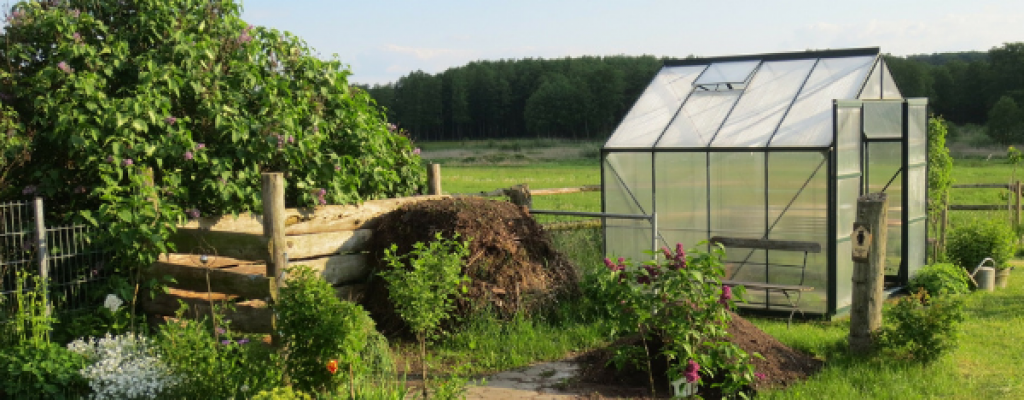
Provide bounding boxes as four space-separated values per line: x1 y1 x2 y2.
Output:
603 258 616 271
334 165 341 171
387 123 397 132
643 264 660 280
165 116 177 125
719 285 733 306
221 339 231 345
186 208 200 220
58 61 74 74
122 158 133 166
287 135 295 144
317 188 326 196
22 185 36 195
72 32 81 42
238 33 252 44
685 359 700 383
237 338 250 345
413 148 421 155
184 151 194 161
636 275 651 285
196 143 205 149
7 10 25 25
755 372 766 381
215 327 226 335
106 156 114 163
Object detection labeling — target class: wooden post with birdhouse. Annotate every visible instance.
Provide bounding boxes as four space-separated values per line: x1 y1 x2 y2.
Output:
849 192 888 354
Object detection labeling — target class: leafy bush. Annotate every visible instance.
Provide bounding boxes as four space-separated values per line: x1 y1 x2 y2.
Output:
67 333 177 399
946 219 1016 270
597 243 759 397
380 232 471 398
277 265 374 395
876 289 966 364
156 305 282 399
0 342 90 399
0 0 425 282
251 386 312 400
909 263 972 295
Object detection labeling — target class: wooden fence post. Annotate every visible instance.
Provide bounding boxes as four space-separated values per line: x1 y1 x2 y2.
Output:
261 173 286 296
428 163 442 195
33 197 49 315
940 192 949 254
849 192 888 355
1016 181 1021 229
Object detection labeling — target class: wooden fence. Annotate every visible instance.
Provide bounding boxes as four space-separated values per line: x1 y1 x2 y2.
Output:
142 166 602 332
931 181 1023 258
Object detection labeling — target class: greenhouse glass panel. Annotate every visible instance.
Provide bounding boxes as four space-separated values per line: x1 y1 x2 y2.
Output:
605 66 706 148
655 153 708 249
908 103 927 165
711 59 817 147
709 152 766 239
907 219 927 278
656 91 741 148
695 60 760 85
835 239 854 311
866 142 903 276
837 105 862 175
863 101 903 138
766 152 828 313
604 152 653 215
769 56 875 147
860 60 883 99
907 166 926 219
882 63 903 99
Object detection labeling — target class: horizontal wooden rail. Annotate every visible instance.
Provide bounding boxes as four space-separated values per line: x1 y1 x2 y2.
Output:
457 184 600 198
951 183 1011 189
948 204 1008 211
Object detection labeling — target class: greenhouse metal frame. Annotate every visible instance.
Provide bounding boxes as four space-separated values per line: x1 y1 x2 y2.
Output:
601 47 927 317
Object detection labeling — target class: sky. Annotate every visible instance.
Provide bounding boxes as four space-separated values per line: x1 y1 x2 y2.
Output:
236 0 1021 85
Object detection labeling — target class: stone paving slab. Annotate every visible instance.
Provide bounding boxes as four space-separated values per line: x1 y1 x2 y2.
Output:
465 360 582 399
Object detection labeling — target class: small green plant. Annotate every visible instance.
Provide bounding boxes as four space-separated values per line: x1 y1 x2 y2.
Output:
251 386 313 400
0 272 89 399
277 265 374 396
909 263 972 295
946 218 1016 270
876 289 966 364
156 304 282 399
597 243 760 397
380 232 471 399
68 333 178 399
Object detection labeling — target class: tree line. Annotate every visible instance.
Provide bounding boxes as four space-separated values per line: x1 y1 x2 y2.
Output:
361 42 1024 144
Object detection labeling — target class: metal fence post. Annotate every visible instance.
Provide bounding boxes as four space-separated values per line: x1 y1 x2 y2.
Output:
32 197 49 314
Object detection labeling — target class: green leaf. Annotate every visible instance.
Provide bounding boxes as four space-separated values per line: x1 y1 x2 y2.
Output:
132 119 147 133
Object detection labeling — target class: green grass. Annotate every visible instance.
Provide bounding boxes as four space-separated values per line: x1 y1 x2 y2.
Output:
755 269 1024 399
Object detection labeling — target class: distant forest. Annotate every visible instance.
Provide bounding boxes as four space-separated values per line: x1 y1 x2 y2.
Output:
360 43 1024 144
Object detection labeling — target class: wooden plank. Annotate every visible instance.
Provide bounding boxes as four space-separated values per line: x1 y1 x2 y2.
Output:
850 192 888 355
952 183 1010 189
721 281 814 292
289 253 370 286
710 236 821 253
428 164 442 195
532 185 601 196
949 204 1007 211
167 229 266 261
263 172 287 287
142 289 273 334
282 229 372 259
175 195 450 235
542 220 602 231
147 259 276 299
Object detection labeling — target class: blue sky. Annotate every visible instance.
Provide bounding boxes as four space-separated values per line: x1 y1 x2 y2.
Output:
241 0 1024 85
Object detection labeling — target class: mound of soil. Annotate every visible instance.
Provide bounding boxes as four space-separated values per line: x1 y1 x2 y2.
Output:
362 197 579 335
576 312 822 399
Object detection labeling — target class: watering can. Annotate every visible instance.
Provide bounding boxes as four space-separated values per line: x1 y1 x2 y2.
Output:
970 258 997 292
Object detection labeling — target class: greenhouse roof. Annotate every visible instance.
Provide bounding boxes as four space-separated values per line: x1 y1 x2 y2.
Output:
605 47 902 149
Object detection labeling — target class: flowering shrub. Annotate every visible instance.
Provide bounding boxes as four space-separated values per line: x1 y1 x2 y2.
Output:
0 0 425 287
67 334 177 399
597 243 760 396
277 265 374 395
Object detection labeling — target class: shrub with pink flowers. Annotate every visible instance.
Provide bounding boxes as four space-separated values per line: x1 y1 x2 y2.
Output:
597 242 760 397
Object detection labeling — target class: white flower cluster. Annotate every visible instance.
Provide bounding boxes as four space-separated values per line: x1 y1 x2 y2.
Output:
68 333 179 400
102 294 123 313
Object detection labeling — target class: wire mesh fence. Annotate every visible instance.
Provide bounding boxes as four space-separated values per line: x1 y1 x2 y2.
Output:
0 199 110 326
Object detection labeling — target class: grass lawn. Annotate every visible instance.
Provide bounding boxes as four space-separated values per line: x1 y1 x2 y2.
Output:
755 263 1024 399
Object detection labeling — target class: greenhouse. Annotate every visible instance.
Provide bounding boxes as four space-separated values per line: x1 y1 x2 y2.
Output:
601 47 927 317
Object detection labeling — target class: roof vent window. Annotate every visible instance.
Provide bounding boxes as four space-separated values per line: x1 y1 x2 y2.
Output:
693 60 760 91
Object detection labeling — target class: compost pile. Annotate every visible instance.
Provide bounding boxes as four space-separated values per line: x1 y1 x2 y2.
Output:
363 197 579 335
576 312 822 399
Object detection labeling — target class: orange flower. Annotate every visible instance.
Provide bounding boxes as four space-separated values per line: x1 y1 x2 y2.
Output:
327 359 339 374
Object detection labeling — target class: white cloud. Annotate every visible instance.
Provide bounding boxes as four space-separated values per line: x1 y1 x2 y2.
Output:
790 10 1024 55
